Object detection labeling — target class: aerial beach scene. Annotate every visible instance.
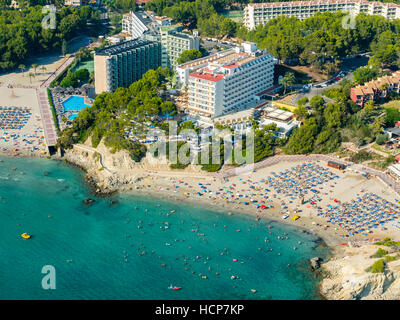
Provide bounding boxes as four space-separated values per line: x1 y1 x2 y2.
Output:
2 0 400 305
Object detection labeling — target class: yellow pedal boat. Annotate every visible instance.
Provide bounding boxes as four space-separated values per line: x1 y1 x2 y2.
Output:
21 233 31 239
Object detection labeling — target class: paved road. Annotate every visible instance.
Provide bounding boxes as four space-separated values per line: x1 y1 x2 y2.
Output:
40 56 75 89
200 38 235 51
293 54 370 105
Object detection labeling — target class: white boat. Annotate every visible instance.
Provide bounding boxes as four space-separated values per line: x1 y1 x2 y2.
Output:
282 214 289 220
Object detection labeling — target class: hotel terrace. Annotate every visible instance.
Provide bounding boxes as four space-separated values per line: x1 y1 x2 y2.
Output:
182 43 275 125
350 71 400 107
244 0 400 29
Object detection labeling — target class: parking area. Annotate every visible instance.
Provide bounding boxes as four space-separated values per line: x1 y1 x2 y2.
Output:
294 53 370 104
200 38 235 51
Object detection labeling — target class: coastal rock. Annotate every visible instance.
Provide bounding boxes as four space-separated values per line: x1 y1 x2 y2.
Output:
83 198 95 205
310 257 322 270
320 245 400 300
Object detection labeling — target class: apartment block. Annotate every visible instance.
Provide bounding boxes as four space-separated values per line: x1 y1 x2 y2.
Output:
160 27 200 70
122 11 173 40
350 70 400 107
121 11 199 70
94 39 161 94
244 0 400 29
185 43 275 124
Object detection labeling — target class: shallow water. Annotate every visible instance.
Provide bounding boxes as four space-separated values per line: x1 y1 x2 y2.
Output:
0 157 328 299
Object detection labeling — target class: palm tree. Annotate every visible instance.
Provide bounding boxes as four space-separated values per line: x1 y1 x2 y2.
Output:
28 72 35 84
282 72 296 95
18 64 26 77
32 64 38 75
40 66 47 74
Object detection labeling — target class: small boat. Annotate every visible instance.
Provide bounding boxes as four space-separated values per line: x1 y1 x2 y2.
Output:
21 233 31 239
168 285 182 290
282 214 289 220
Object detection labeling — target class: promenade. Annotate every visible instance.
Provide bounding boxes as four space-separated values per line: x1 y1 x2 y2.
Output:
36 88 58 146
36 55 75 147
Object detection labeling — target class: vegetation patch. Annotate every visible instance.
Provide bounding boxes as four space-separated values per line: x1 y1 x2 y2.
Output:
366 259 385 273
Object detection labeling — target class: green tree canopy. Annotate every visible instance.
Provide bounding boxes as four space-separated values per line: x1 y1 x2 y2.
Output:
177 49 203 65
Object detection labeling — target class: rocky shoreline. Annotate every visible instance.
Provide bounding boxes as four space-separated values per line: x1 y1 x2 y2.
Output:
319 244 400 299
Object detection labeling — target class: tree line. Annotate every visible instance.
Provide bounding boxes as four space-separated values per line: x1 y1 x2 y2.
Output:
0 5 98 71
57 67 177 162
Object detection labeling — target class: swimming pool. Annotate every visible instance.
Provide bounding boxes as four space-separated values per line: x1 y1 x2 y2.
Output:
62 96 90 112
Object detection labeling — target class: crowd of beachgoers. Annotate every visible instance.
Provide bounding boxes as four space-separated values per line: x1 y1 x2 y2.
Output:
319 194 400 236
109 161 398 244
0 127 47 155
0 106 31 130
0 105 47 155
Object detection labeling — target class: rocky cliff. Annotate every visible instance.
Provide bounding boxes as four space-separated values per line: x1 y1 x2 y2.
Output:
320 245 400 300
62 140 212 192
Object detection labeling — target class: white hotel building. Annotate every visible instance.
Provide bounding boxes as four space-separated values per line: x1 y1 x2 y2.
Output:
244 0 400 29
183 43 275 124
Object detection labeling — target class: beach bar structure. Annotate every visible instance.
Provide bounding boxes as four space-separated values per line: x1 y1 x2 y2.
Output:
328 160 346 170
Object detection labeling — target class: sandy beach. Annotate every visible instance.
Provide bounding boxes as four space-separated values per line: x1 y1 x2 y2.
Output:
0 87 48 156
120 162 399 247
63 143 400 250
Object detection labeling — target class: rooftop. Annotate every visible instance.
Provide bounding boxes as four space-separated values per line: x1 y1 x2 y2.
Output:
95 39 155 56
386 127 400 136
190 72 224 82
352 70 400 96
177 48 236 70
213 108 255 124
262 105 294 122
188 43 269 81
247 0 400 9
167 31 196 40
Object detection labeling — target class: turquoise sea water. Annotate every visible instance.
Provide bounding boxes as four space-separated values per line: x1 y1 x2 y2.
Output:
0 157 328 300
